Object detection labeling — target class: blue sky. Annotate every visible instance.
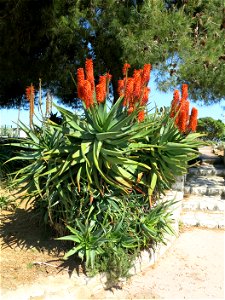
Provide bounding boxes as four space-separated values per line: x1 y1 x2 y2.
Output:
0 79 224 127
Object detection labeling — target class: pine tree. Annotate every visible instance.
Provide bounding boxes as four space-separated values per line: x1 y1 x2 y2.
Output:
0 0 224 107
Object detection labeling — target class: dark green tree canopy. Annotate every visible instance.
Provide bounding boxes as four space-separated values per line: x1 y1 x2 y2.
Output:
0 0 224 108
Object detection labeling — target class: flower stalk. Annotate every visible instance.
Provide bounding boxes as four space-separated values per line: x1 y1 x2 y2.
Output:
25 84 35 128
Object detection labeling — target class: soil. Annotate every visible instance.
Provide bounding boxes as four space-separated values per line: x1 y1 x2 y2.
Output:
0 203 75 289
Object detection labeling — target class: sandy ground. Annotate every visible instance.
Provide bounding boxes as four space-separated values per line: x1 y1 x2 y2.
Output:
91 227 225 300
1 227 224 300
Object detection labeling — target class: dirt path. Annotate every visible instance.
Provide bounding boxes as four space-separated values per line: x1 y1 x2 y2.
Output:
1 224 224 300
92 227 224 299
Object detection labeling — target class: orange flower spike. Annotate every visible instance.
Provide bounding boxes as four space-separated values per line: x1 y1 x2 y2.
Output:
181 83 188 101
25 88 30 101
96 75 107 104
185 100 190 122
142 64 151 84
170 89 180 118
124 78 134 108
179 96 186 114
85 59 95 92
31 84 35 95
82 80 93 108
99 75 106 86
173 90 180 105
122 63 131 76
118 79 125 98
96 83 105 103
138 110 145 122
25 84 35 102
178 93 188 126
77 83 84 99
188 107 198 132
25 84 35 128
77 68 85 83
100 75 107 98
77 68 86 99
140 87 150 106
133 70 142 100
125 78 134 100
178 110 187 133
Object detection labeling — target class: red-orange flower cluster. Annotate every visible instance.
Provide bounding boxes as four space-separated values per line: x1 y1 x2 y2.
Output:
170 84 198 134
118 63 152 121
77 59 112 107
77 60 150 121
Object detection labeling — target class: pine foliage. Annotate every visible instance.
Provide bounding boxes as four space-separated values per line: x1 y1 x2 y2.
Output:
0 0 224 107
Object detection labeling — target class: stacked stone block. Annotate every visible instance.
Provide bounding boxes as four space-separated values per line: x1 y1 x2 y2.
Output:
180 152 225 228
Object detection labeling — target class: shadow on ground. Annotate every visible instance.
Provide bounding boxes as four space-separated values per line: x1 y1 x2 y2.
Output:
0 207 83 277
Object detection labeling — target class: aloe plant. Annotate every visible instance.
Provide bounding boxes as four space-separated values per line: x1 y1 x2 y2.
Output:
7 60 202 230
4 60 204 282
